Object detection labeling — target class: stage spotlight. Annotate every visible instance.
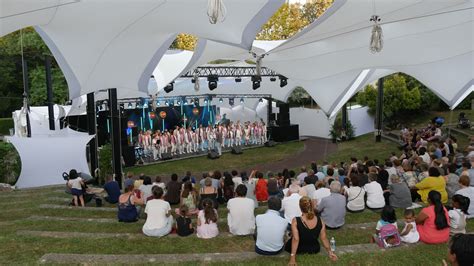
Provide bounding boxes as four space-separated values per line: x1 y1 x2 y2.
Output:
143 101 148 108
279 75 288 87
204 99 208 104
207 75 218 91
194 97 200 107
252 75 261 90
219 98 223 103
270 77 277 82
169 100 174 107
240 98 244 103
164 82 174 93
165 100 169 106
157 100 160 106
259 98 263 103
128 102 133 109
136 101 141 108
229 98 234 106
235 77 242 83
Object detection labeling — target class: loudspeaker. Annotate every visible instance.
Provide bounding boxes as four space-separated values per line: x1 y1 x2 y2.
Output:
269 125 299 142
208 150 220 159
161 152 172 160
264 140 276 147
231 146 242 154
277 103 290 126
122 146 136 167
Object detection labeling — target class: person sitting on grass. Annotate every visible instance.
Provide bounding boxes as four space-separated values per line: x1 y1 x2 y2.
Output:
388 174 412 209
103 175 120 204
415 167 448 204
282 185 302 224
165 173 181 205
67 169 85 207
142 186 173 237
448 194 470 235
176 205 194 237
179 181 199 215
118 179 144 223
399 209 419 244
345 175 366 213
196 198 219 239
199 177 218 210
286 196 338 265
416 190 450 244
255 197 288 255
374 205 398 235
139 176 154 203
317 180 346 230
364 173 385 210
227 184 255 236
445 234 474 266
455 175 474 218
255 171 269 202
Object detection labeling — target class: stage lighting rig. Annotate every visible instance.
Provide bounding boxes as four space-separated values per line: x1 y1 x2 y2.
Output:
219 98 223 103
164 82 174 93
207 75 218 91
279 75 288 87
252 75 261 90
240 98 244 103
235 77 242 82
270 77 277 82
229 98 234 106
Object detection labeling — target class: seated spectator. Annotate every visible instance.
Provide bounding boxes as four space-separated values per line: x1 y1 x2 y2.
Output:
313 181 330 206
139 176 154 203
301 176 316 199
196 198 219 239
152 176 166 191
179 181 199 215
323 168 335 187
401 163 417 188
242 171 258 208
377 170 390 205
198 177 218 210
142 186 173 237
222 172 235 202
255 197 288 255
448 194 469 235
447 234 474 266
282 185 302 224
255 172 269 202
182 171 196 184
338 168 346 185
176 205 194 237
231 170 242 189
364 173 385 210
267 173 283 198
416 162 430 181
305 169 317 185
317 181 346 230
286 196 338 264
455 175 474 218
165 173 181 205
416 191 450 244
103 175 120 204
446 164 460 200
199 171 220 189
227 184 255 235
415 167 448 204
118 178 143 223
297 166 308 185
388 175 412 209
345 175 366 212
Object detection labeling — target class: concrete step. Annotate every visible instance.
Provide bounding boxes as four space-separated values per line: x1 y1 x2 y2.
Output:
17 230 236 239
39 204 116 212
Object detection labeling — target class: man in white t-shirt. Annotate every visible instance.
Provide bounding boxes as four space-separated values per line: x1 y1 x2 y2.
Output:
313 181 331 206
363 173 385 209
231 170 242 191
281 185 302 224
227 184 255 235
142 186 173 237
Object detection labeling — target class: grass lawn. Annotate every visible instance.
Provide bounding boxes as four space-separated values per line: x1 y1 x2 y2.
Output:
126 141 304 176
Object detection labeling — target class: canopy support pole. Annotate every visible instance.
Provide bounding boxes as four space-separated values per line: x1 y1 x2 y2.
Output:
375 77 384 142
22 58 32 138
342 103 348 133
45 55 55 130
86 92 98 181
108 88 123 188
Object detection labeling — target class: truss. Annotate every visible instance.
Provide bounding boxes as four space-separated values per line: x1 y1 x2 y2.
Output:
181 66 281 78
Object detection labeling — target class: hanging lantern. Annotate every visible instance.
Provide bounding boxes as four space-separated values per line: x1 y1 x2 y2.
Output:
369 15 383 53
149 112 156 119
159 111 167 119
127 121 135 128
207 0 227 24
192 107 200 116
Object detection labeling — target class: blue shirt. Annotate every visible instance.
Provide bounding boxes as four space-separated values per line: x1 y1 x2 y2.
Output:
256 210 288 252
103 180 120 203
339 175 346 185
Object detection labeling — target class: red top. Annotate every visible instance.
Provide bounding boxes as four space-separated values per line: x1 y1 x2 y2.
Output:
255 179 268 202
417 205 450 244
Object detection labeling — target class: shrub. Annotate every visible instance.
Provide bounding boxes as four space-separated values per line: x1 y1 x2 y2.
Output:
98 144 113 185
329 119 356 141
0 142 21 184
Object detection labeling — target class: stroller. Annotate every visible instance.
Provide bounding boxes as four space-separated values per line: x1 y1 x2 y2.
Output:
458 112 471 129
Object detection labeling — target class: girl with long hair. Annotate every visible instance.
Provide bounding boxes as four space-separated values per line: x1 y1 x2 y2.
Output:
196 198 219 239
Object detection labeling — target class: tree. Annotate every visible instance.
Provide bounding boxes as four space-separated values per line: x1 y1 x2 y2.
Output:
356 73 421 123
302 0 334 23
170 33 197 51
257 3 309 40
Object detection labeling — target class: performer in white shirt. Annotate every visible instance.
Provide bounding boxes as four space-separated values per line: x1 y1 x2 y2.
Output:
185 127 192 153
228 126 235 147
207 125 214 151
170 132 177 156
244 125 250 146
192 130 199 153
236 125 242 147
152 131 160 160
179 127 186 154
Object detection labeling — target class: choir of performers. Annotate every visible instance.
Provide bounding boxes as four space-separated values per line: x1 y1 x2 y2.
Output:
136 120 267 161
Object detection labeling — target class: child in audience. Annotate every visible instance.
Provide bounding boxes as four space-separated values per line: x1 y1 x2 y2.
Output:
399 209 419 243
176 205 194 237
67 169 85 207
373 206 398 245
448 194 470 235
196 198 219 239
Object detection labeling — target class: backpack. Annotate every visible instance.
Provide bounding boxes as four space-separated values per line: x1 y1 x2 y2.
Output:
375 224 401 248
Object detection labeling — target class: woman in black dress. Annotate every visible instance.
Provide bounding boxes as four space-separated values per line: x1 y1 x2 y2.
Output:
286 196 338 265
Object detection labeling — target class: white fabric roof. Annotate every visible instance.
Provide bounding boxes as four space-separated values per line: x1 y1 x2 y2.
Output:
264 0 473 115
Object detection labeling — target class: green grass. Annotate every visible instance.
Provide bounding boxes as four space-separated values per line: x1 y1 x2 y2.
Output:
126 141 304 176
0 117 13 135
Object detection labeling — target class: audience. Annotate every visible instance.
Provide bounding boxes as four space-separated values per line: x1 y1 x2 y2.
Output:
313 181 330 205
242 172 258 208
165 174 181 205
231 170 242 189
286 196 338 265
415 167 448 204
345 175 366 212
118 178 143 223
139 176 154 203
388 174 412 209
446 164 461 200
198 177 218 210
399 209 419 244
447 234 474 266
176 205 194 237
227 184 255 236
103 175 120 204
196 198 219 239
455 175 474 218
317 180 346 229
448 194 469 235
255 172 268 202
255 197 287 255
180 181 199 215
142 186 173 237
416 191 450 244
282 185 302 224
364 173 385 210
297 166 308 185
222 172 235 202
